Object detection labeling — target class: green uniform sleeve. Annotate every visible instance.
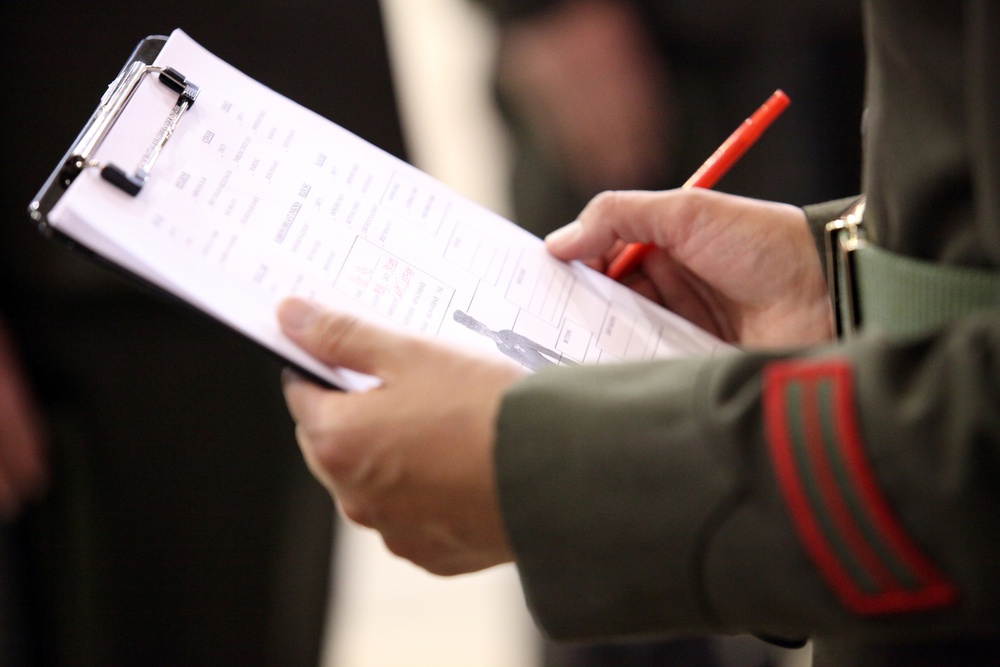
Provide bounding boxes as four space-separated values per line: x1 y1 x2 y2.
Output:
495 310 1000 642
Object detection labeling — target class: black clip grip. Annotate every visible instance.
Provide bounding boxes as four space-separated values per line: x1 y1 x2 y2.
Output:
100 66 199 197
100 164 148 197
158 67 200 107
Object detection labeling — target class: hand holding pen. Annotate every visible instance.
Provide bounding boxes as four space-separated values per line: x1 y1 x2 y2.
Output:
604 89 791 281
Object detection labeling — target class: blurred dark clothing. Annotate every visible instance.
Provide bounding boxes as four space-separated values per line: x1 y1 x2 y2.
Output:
0 2 406 665
475 0 864 236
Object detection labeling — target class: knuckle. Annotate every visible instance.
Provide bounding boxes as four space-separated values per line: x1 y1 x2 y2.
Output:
340 499 376 528
588 189 623 217
382 532 425 565
308 431 357 479
382 534 465 577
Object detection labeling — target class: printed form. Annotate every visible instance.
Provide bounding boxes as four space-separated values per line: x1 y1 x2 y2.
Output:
48 29 727 389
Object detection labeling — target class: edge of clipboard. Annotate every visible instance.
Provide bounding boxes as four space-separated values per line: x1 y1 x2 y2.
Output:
23 33 341 391
28 35 168 231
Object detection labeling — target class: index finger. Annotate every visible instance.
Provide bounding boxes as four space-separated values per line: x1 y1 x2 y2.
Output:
544 190 664 262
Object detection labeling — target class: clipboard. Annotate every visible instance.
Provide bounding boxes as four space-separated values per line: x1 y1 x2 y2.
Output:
26 34 338 387
33 36 185 222
26 30 728 393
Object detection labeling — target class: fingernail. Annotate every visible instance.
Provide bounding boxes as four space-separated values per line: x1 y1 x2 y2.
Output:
278 298 320 331
545 220 582 247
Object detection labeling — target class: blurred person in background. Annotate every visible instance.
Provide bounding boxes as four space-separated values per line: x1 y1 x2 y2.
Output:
472 0 863 234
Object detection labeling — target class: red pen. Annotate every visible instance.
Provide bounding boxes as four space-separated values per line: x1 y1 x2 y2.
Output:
604 89 791 281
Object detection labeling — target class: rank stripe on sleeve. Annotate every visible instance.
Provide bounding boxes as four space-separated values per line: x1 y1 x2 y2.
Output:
763 359 957 615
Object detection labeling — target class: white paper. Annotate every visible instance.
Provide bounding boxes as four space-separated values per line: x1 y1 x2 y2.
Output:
48 29 728 390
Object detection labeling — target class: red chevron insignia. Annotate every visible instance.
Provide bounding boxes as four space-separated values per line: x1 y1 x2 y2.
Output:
763 358 957 615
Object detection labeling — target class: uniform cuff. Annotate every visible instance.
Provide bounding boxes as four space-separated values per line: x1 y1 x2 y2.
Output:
494 357 737 639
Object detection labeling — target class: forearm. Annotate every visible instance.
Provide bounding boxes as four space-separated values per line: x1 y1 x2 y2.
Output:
495 311 1000 641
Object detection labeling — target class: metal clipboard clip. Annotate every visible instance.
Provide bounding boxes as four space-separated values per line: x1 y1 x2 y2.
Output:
28 35 199 233
824 195 867 338
77 63 199 197
96 65 199 196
